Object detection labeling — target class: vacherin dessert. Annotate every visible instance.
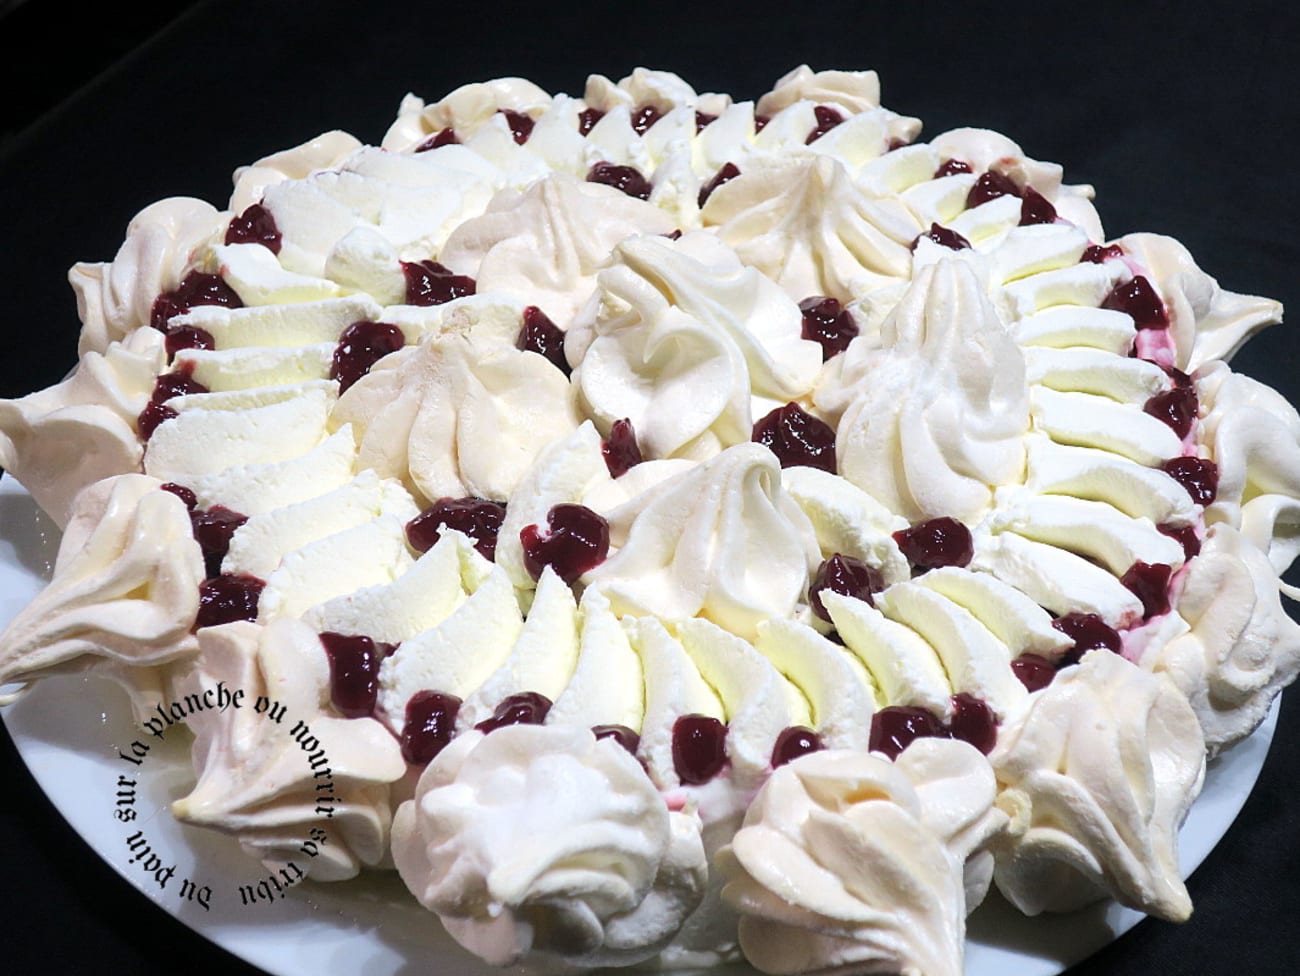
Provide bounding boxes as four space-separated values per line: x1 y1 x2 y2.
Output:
1 65 1298 975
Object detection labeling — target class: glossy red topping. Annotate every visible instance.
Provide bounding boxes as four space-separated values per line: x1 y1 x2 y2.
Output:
947 693 997 754
602 419 643 478
809 554 882 621
138 366 209 440
915 223 972 251
586 162 653 201
152 367 208 402
694 111 717 133
1081 243 1124 264
593 724 641 755
137 402 177 440
225 203 282 253
402 260 476 306
196 574 265 629
320 633 392 718
520 504 610 583
1158 522 1202 560
331 320 405 393
401 690 461 764
499 109 534 145
516 305 571 375
406 497 506 561
1121 561 1173 619
753 114 771 133
151 271 243 331
965 170 1020 208
1101 276 1169 330
698 162 740 207
869 706 946 760
189 505 248 579
1011 653 1057 692
164 325 215 360
631 104 663 134
1018 188 1057 226
475 691 553 733
1052 611 1122 666
415 129 458 152
1162 456 1219 506
805 105 844 144
1159 363 1194 389
935 158 973 178
893 518 973 570
672 714 728 784
799 296 859 360
1144 386 1198 439
771 726 823 768
752 402 837 474
577 108 605 136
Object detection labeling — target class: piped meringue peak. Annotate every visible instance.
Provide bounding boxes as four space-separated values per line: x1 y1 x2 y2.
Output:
0 64 1295 976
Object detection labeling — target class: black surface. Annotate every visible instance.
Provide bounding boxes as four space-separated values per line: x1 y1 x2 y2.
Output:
1 0 1298 973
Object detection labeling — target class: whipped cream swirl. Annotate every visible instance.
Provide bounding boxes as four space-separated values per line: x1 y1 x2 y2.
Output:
391 725 707 968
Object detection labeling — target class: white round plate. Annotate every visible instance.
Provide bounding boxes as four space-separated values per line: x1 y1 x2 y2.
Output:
0 474 1278 975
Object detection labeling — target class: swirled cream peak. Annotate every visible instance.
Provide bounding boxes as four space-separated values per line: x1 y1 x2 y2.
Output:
1196 361 1300 574
1118 232 1283 372
991 649 1205 922
331 324 579 505
391 725 707 968
718 741 1002 976
756 65 882 116
171 618 405 881
0 326 164 528
1148 523 1300 754
823 257 1029 521
70 196 226 356
584 443 820 640
704 154 918 301
383 77 552 151
439 174 676 326
568 232 822 460
229 129 363 215
0 474 201 709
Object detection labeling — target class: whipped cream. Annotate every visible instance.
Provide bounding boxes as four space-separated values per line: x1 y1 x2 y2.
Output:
0 474 202 715
391 725 707 968
718 740 1003 976
172 618 405 880
0 62 1296 976
991 649 1205 922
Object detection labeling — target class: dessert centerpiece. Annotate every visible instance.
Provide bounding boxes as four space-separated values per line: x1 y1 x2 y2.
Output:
1 65 1297 975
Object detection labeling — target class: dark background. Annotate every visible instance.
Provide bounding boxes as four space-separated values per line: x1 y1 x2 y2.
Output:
1 0 1297 972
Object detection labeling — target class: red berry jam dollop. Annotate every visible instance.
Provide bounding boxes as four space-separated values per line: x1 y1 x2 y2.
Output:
893 518 973 571
520 504 610 583
331 320 405 393
225 203 282 253
320 632 393 719
516 306 571 375
406 497 506 562
752 402 837 474
809 553 882 620
673 714 728 784
475 692 553 733
401 690 462 764
799 296 858 360
771 726 823 768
